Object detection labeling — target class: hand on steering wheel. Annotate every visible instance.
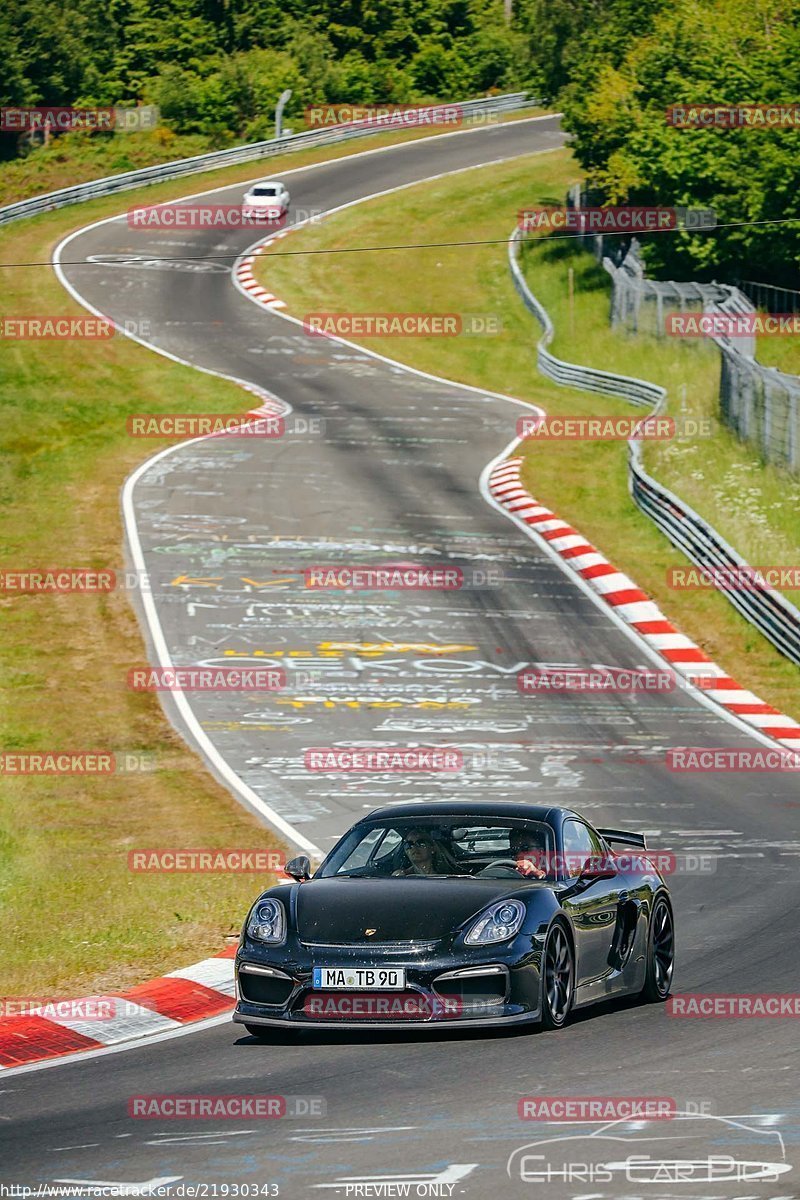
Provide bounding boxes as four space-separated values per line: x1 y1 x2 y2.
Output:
482 857 546 878
516 855 547 879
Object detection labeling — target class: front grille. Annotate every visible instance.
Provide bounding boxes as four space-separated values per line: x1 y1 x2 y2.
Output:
239 972 294 1007
432 971 508 1004
300 940 437 952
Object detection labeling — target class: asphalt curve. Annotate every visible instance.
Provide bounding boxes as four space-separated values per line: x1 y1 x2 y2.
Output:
2 117 799 1199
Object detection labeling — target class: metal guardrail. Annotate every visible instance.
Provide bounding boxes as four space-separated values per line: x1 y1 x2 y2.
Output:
629 452 800 665
0 93 533 227
509 227 800 668
509 229 664 408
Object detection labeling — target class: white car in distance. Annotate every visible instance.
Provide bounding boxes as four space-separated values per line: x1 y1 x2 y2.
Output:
242 180 291 222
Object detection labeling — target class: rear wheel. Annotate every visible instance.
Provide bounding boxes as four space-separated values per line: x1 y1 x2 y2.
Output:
541 923 574 1030
641 895 674 1002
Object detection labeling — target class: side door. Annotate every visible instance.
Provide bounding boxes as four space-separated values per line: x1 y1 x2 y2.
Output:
560 819 622 987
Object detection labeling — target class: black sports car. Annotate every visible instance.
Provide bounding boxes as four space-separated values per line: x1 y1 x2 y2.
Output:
233 801 674 1034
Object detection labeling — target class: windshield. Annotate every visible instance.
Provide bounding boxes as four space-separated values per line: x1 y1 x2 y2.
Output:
318 817 555 880
250 185 278 196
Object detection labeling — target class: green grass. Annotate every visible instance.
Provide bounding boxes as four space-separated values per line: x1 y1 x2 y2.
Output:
256 146 800 721
0 217 287 996
754 325 800 374
1 116 549 997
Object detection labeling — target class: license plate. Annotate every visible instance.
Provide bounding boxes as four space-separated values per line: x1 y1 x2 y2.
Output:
312 967 406 990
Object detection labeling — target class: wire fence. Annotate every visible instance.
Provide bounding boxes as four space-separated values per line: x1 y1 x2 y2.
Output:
509 225 800 668
601 241 800 473
736 279 800 314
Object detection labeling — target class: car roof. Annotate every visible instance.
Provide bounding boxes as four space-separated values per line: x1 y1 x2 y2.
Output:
355 801 577 825
250 180 283 187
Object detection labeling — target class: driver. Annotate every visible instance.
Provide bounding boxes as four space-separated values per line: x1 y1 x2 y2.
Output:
393 828 460 876
509 828 547 879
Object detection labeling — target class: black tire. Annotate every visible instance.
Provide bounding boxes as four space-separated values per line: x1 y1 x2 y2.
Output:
243 1023 271 1041
540 922 574 1030
641 894 675 1003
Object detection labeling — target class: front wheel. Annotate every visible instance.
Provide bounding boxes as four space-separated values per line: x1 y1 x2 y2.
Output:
641 895 675 1002
243 1023 271 1041
540 923 574 1030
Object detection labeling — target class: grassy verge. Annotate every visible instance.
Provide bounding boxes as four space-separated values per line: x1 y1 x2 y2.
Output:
0 107 547 207
1 114 543 996
754 327 800 374
525 238 800 610
0 225 286 998
256 147 800 721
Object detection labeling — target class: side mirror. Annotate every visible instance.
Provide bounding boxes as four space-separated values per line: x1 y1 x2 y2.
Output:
284 855 312 882
579 855 617 882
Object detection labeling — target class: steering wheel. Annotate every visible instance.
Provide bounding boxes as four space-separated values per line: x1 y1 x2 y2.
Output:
482 858 520 871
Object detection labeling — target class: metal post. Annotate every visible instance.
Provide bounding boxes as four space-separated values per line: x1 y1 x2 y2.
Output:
275 90 293 140
568 266 574 339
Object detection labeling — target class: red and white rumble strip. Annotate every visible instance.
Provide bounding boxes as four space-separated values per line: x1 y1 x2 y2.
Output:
488 456 800 752
233 229 293 309
0 948 236 1069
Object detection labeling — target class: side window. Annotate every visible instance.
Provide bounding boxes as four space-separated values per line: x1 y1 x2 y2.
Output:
374 828 403 864
562 820 604 878
336 827 387 872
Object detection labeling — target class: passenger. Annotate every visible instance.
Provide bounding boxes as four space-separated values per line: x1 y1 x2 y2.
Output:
393 828 459 876
509 828 548 879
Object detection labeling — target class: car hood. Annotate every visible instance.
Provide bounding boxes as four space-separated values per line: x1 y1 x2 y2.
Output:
293 876 533 944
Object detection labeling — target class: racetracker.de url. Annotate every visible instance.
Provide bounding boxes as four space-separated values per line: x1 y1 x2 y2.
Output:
0 1187 279 1198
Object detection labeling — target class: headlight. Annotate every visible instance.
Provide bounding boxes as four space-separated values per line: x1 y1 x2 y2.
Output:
464 900 525 946
247 898 287 944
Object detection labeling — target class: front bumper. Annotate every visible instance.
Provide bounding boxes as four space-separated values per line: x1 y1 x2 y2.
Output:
233 936 543 1029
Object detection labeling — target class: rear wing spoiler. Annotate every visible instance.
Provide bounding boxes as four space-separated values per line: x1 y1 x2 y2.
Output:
597 828 647 850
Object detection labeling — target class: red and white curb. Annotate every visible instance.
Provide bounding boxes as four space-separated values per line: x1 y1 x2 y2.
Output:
234 228 293 309
0 948 236 1069
489 456 800 751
